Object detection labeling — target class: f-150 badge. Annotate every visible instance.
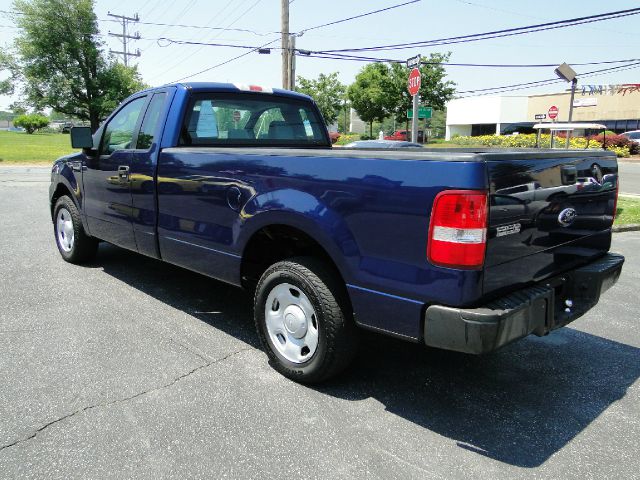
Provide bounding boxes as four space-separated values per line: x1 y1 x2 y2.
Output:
496 223 521 237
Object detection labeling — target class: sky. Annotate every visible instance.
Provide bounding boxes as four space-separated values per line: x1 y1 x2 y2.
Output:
1 0 640 111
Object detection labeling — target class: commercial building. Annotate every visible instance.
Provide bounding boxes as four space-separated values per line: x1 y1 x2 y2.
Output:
445 84 640 139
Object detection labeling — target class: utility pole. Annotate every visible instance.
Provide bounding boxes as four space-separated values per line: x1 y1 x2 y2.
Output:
288 35 296 90
281 0 289 89
108 12 141 66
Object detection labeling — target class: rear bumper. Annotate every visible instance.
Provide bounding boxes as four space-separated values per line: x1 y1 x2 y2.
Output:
423 253 624 354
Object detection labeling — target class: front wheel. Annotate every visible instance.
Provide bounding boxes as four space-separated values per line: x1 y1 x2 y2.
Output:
53 196 98 263
254 257 359 383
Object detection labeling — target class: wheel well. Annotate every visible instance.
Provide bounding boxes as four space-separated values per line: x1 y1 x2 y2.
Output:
50 183 72 220
241 225 345 290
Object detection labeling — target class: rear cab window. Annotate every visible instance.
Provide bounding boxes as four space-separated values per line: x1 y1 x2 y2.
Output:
180 93 329 148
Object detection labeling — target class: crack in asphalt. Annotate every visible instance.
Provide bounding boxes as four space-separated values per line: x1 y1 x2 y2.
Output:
0 347 254 453
167 336 214 364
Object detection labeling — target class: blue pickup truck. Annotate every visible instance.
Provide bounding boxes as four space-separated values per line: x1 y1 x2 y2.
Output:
49 82 624 383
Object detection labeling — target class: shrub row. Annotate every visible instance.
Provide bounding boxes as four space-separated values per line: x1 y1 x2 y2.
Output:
451 134 631 157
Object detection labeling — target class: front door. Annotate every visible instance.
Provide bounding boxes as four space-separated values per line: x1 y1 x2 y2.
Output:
82 96 147 251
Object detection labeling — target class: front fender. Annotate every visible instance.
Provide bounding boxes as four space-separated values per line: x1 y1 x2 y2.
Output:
236 189 360 283
50 155 87 230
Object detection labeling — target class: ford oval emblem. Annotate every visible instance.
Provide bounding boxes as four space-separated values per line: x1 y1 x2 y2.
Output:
558 207 577 227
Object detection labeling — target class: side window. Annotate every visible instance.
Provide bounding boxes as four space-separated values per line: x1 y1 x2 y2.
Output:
136 93 167 150
298 108 324 140
100 97 146 156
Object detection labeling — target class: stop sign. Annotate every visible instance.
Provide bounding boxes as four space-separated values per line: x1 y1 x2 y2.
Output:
407 68 421 96
548 105 559 120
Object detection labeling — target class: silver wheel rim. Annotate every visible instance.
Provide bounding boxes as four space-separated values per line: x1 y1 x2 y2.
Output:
264 282 319 364
56 208 74 252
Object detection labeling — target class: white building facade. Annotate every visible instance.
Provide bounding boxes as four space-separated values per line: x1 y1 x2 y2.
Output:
445 96 529 140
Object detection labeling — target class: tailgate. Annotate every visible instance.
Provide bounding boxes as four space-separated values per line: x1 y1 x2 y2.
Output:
483 152 618 297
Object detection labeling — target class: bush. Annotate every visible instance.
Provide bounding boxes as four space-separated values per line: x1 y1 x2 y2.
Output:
589 133 638 155
13 114 50 134
334 134 361 146
450 133 630 157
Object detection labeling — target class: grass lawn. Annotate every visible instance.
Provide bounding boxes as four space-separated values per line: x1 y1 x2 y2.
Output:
0 131 77 164
615 197 640 226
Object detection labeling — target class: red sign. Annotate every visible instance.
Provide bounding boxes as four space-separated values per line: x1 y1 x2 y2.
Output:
233 110 242 122
548 105 559 120
408 68 421 96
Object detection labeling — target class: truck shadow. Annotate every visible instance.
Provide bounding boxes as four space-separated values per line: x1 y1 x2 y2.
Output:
93 243 640 469
318 330 640 468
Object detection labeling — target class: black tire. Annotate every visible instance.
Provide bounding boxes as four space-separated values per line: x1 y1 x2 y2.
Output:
53 195 98 264
254 256 359 383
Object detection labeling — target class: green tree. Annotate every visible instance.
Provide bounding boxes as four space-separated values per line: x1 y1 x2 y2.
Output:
12 0 146 131
296 72 346 126
0 50 19 95
13 113 49 133
428 109 446 139
347 63 394 137
387 53 456 119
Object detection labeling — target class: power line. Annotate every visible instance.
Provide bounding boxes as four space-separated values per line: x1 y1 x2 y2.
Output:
297 0 421 34
315 7 640 53
99 18 276 36
457 62 640 96
297 51 640 68
167 0 422 84
167 37 281 84
152 0 263 81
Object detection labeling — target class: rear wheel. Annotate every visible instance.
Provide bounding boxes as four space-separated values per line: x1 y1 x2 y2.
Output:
254 257 358 383
53 196 98 263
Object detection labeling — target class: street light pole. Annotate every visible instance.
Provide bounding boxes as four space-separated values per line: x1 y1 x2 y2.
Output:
566 78 578 148
554 62 578 149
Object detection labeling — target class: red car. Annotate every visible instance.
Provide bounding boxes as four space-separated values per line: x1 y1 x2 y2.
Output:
384 130 424 143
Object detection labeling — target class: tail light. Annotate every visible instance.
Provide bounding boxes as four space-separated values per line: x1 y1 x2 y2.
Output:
427 190 488 270
613 177 619 221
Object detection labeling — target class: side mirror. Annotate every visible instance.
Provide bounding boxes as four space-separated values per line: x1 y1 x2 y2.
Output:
70 126 94 149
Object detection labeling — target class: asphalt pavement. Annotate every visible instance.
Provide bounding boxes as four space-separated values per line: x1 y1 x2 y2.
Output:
0 166 639 479
618 160 640 195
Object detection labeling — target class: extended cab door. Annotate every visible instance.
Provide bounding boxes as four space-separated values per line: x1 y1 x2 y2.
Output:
82 95 147 250
130 90 172 258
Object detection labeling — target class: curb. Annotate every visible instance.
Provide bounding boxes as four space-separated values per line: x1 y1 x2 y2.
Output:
613 224 640 233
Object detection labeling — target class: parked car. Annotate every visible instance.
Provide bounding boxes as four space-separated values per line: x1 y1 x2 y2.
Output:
50 82 623 383
343 140 423 149
620 130 640 144
61 122 73 134
384 129 424 143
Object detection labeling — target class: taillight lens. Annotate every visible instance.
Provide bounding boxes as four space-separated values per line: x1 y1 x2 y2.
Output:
612 177 619 221
427 190 488 269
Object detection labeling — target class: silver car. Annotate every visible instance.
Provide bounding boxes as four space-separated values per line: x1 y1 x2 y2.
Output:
621 130 640 144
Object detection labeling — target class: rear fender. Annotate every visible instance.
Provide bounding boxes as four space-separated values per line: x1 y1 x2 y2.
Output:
237 189 360 283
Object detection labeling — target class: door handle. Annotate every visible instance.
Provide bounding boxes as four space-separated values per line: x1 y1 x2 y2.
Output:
118 165 130 181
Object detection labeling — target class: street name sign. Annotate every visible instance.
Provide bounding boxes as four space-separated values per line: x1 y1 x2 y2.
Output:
406 55 421 69
407 107 433 119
